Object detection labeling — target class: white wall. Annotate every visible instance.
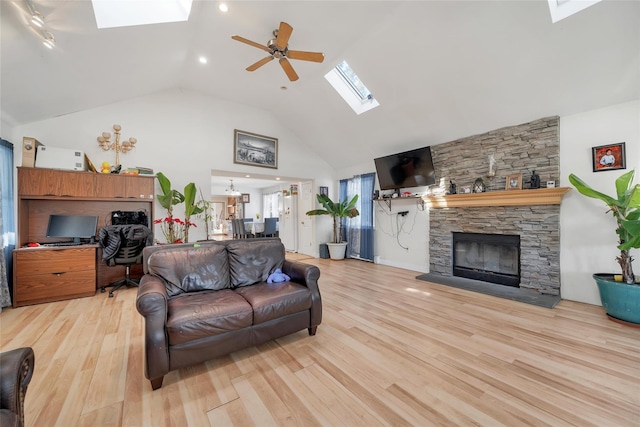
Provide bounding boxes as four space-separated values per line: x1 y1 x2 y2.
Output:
560 100 640 304
336 100 640 303
8 89 333 244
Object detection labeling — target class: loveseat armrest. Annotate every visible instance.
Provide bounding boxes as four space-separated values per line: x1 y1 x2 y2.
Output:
0 347 35 427
283 260 322 328
136 275 170 388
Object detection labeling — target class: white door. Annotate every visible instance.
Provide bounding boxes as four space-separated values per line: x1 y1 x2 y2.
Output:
298 181 315 256
280 191 297 251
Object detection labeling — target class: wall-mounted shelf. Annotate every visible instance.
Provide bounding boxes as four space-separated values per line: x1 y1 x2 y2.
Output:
423 187 570 209
374 196 425 211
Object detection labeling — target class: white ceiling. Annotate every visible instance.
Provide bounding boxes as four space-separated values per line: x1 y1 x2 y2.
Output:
2 1 639 172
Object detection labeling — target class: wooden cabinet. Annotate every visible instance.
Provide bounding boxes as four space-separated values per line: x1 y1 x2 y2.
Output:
13 247 96 307
15 167 155 299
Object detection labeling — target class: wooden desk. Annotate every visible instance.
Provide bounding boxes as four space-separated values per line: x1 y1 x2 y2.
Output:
15 167 155 304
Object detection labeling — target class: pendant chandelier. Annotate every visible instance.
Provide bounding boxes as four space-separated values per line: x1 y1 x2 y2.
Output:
225 179 241 196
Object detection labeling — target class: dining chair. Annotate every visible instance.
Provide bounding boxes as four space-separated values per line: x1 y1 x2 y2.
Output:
263 217 277 237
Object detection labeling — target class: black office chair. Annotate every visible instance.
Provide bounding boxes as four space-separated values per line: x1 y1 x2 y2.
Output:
99 224 152 297
263 217 278 237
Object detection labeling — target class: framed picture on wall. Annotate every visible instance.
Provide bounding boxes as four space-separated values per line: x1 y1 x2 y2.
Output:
506 173 523 190
592 142 626 172
319 186 328 196
241 193 250 203
234 129 278 169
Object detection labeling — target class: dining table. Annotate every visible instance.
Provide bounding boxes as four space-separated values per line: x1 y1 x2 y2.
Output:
247 221 264 236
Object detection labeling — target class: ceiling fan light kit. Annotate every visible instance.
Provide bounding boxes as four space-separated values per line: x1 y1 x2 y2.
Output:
232 21 324 82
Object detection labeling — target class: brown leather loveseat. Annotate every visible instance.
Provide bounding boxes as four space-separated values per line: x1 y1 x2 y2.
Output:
136 238 322 390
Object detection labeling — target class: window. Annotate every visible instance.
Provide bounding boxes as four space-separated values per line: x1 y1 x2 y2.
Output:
325 61 379 115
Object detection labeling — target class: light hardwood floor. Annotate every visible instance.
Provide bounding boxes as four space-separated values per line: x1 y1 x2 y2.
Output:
1 258 639 426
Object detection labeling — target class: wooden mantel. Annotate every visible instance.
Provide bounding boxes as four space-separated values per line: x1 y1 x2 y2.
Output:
423 187 571 208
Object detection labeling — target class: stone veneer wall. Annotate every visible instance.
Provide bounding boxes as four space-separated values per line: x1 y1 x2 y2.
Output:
427 116 561 295
430 116 560 191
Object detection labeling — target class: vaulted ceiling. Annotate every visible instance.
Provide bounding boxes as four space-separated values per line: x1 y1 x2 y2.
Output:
2 1 638 171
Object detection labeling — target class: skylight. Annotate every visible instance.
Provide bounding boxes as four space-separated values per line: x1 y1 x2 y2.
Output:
91 0 193 29
325 60 379 115
547 0 602 23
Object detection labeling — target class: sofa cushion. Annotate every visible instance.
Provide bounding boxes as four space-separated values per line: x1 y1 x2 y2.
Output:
226 240 285 288
234 281 312 324
147 245 230 296
167 289 253 345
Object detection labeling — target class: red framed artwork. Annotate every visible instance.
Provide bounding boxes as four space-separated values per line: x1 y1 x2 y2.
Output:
592 142 626 172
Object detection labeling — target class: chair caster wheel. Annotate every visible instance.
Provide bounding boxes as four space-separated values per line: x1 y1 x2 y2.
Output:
108 293 114 298
100 288 106 293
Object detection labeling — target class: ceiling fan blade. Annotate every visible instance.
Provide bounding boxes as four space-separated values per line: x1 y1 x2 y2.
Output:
275 21 293 50
231 35 270 52
279 58 299 82
246 56 274 71
287 50 325 63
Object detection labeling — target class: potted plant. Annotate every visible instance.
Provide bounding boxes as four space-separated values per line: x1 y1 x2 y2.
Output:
306 193 359 259
155 172 201 243
569 169 640 324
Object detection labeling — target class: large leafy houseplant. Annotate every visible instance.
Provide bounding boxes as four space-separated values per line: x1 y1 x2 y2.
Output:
155 172 203 243
306 194 360 244
569 169 640 284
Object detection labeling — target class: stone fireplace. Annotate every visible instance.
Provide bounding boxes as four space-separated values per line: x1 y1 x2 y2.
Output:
452 232 520 287
429 203 562 295
423 116 564 297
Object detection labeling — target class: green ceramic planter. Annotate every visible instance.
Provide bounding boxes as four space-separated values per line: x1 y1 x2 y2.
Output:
593 274 640 324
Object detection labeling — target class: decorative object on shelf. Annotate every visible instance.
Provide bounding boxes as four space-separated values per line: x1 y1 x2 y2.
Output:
448 180 457 195
97 124 137 167
473 178 486 193
569 169 640 325
530 170 541 189
506 173 523 190
592 142 626 172
241 193 250 203
306 194 359 259
460 185 471 194
488 154 496 177
101 161 110 174
234 129 278 169
546 180 556 188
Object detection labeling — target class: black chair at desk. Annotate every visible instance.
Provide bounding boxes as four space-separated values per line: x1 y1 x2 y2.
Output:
98 224 153 298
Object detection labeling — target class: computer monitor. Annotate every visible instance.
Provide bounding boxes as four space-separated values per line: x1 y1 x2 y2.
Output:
46 214 98 243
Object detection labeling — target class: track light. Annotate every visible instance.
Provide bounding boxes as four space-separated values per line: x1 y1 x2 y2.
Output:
31 10 44 27
43 30 55 49
25 0 44 27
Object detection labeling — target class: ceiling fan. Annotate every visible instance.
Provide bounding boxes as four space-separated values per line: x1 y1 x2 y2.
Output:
231 21 324 82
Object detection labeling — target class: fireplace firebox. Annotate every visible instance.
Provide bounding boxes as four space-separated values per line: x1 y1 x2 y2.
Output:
452 232 520 287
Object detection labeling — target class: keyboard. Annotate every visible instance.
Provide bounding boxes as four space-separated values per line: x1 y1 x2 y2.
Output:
43 242 85 247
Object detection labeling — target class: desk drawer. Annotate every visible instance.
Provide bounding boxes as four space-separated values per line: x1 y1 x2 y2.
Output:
14 270 96 307
15 248 95 275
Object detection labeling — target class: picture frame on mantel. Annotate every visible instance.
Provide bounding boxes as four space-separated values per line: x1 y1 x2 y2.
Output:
592 142 626 172
234 129 278 169
506 173 523 190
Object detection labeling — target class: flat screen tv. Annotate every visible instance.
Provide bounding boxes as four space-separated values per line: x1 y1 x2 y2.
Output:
46 214 99 243
374 146 436 191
